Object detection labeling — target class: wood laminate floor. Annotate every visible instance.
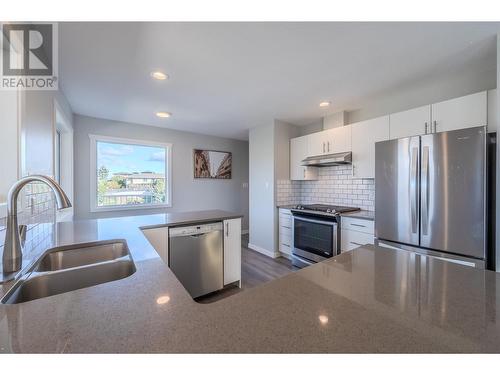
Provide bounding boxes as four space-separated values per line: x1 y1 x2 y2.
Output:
196 234 298 303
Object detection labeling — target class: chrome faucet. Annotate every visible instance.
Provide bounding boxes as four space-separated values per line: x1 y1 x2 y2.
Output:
2 175 71 281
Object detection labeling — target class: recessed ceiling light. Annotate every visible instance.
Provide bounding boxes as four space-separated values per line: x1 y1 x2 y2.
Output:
156 111 171 118
150 71 168 80
319 101 331 108
318 314 329 325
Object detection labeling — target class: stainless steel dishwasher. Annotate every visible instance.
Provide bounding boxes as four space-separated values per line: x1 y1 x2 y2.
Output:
168 222 223 298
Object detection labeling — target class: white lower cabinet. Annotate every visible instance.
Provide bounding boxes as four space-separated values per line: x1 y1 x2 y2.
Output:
340 216 374 253
223 218 242 286
341 229 374 252
278 209 292 257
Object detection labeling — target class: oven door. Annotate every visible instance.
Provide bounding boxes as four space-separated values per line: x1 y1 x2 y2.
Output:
292 214 338 263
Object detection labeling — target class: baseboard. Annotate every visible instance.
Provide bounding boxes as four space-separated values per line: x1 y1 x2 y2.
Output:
241 229 249 235
279 252 292 260
248 243 279 258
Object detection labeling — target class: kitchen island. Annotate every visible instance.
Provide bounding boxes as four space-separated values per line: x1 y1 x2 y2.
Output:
1 211 499 353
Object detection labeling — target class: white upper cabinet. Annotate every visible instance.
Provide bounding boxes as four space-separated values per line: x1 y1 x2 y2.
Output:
306 126 351 157
329 126 351 153
351 115 390 179
290 136 318 181
389 105 431 139
307 130 327 156
431 91 487 133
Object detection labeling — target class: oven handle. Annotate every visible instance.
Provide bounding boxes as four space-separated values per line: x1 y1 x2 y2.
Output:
292 215 337 227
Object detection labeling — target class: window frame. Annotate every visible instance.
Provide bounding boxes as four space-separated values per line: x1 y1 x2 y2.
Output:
89 134 172 212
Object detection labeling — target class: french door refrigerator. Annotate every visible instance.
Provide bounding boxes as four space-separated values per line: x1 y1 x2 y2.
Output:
375 126 487 268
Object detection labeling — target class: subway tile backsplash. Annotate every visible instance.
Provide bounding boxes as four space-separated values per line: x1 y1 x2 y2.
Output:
0 182 56 268
277 165 375 211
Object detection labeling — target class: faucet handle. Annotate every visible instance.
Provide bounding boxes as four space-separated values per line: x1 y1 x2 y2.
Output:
19 225 27 248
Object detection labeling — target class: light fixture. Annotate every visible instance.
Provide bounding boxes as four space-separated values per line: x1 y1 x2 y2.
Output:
319 101 331 108
156 111 171 118
318 314 329 325
156 295 170 305
150 71 168 80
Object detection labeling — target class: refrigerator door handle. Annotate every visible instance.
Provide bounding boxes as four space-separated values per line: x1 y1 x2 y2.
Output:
421 145 430 235
410 146 418 234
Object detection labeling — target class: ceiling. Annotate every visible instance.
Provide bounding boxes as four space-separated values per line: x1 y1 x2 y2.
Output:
59 22 500 140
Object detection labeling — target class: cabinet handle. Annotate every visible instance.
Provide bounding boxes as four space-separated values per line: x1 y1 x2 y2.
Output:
226 222 229 237
323 142 326 153
282 243 290 247
350 242 363 246
424 122 428 134
433 120 437 133
351 223 366 228
303 169 306 179
327 141 330 152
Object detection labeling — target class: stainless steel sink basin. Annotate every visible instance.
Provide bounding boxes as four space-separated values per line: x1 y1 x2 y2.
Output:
36 240 130 272
1 240 136 304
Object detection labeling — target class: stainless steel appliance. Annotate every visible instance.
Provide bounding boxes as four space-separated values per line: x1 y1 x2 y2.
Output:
169 222 223 298
291 204 360 268
375 126 488 268
301 151 352 167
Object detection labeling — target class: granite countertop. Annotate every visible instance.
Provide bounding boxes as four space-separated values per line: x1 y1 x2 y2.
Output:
339 210 374 221
1 211 500 353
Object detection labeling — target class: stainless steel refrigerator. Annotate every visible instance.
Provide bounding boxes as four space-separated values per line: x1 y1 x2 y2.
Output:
375 126 488 268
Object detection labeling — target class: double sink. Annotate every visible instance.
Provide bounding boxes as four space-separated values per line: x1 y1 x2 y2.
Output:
1 240 136 304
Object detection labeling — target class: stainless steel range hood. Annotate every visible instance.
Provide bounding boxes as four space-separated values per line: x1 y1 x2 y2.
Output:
301 152 352 167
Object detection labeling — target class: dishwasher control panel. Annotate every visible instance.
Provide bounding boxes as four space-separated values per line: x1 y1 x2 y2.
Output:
169 222 223 237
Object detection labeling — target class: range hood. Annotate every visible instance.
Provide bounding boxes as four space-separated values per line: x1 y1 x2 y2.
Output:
301 152 352 167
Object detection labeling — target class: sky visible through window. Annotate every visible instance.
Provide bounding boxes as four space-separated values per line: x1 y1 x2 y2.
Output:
97 141 165 174
96 141 167 207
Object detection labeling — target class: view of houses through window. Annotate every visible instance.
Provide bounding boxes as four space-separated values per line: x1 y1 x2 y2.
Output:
96 140 168 207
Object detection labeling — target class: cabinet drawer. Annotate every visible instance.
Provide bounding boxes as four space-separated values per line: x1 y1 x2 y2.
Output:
279 215 292 229
279 226 292 236
280 232 291 246
341 229 374 252
341 217 374 235
280 242 292 255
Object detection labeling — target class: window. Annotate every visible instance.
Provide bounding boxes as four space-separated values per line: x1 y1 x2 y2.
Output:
89 135 172 212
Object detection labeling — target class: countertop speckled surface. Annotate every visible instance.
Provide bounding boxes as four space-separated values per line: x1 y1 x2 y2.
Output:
1 211 499 353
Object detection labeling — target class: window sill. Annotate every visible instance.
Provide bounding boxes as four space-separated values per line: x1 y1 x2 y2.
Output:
90 203 172 213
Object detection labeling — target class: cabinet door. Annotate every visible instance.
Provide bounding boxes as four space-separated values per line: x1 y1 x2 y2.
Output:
307 131 327 156
431 91 487 133
290 136 318 181
341 229 374 252
224 218 241 286
329 126 352 153
390 105 431 139
351 116 390 179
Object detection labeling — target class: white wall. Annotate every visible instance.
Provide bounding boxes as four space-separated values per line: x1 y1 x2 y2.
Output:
73 115 249 230
347 64 496 124
248 124 275 254
248 120 300 256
